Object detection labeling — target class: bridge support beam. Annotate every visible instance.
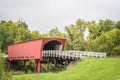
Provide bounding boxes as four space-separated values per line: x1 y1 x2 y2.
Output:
24 60 27 73
34 60 37 72
54 58 57 70
8 60 11 71
47 58 50 71
34 59 41 73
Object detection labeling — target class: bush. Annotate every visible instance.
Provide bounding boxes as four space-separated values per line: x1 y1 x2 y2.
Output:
1 72 12 80
0 53 12 80
0 53 5 79
112 45 120 55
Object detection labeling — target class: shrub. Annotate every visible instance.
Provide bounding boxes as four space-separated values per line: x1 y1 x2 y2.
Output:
0 53 12 80
0 53 5 79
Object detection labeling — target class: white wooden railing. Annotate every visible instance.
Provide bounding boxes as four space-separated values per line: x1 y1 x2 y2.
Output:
42 50 106 59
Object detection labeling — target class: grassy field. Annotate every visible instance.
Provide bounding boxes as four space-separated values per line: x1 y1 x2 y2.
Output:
13 58 120 80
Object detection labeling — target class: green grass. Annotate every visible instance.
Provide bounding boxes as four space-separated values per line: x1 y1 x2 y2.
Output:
13 58 120 80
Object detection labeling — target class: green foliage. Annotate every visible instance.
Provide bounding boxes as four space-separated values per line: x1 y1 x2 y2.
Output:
0 53 12 80
47 27 65 38
14 21 31 43
0 54 5 78
65 19 88 50
27 60 34 72
115 21 120 29
89 21 101 39
89 19 115 40
10 71 25 75
90 29 120 55
98 19 115 32
1 72 12 80
88 19 120 55
30 31 42 39
12 58 120 80
112 45 120 55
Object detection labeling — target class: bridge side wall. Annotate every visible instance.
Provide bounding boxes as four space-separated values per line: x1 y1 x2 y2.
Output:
8 39 43 60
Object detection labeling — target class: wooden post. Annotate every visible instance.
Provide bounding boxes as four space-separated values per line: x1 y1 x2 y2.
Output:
24 60 27 73
47 58 50 71
64 60 67 69
54 58 57 71
75 58 78 63
8 60 11 71
37 59 41 73
34 59 37 72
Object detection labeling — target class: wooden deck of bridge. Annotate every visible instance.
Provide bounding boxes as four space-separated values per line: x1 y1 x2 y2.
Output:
41 50 106 71
42 50 106 60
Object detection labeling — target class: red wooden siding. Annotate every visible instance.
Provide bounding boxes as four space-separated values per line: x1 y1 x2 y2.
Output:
7 38 66 61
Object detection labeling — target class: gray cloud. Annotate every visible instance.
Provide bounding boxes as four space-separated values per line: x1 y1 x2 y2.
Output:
0 0 120 33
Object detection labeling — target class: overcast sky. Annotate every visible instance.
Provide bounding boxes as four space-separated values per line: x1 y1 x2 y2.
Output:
0 0 120 33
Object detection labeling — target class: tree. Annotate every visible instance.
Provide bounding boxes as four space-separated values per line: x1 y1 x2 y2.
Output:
65 25 74 50
89 19 115 40
98 19 115 32
47 27 65 38
30 31 42 39
14 21 31 43
89 29 120 55
65 19 88 50
115 21 120 29
88 19 117 55
88 21 101 39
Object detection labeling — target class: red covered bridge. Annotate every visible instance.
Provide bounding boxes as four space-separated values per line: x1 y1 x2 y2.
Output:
7 38 66 73
7 38 106 73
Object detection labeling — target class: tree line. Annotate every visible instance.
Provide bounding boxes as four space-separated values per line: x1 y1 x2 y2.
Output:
0 19 120 56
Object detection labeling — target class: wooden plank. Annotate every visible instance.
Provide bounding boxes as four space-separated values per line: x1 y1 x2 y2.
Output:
42 50 107 59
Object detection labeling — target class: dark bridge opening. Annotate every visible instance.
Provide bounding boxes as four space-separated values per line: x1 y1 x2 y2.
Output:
43 40 62 50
